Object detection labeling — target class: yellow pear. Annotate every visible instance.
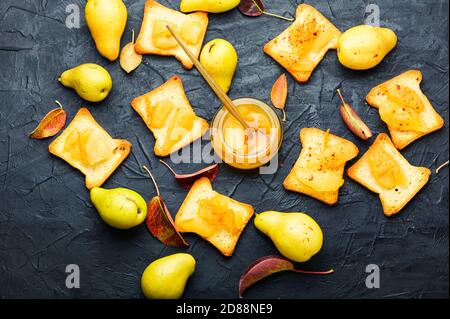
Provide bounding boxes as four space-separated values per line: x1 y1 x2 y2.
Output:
85 0 127 61
180 0 240 13
141 253 196 299
200 39 238 93
90 187 147 229
337 25 397 70
59 63 112 102
255 211 323 262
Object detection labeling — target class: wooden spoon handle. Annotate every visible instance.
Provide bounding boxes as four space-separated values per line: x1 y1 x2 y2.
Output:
166 25 249 130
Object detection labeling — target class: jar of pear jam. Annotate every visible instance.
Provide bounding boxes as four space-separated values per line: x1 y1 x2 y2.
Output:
211 98 283 170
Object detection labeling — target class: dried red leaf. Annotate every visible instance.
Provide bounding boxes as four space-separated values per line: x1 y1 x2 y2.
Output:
29 101 67 139
239 255 334 298
160 160 219 189
238 0 264 17
142 165 189 248
147 195 189 248
238 0 294 21
337 89 373 141
271 74 288 121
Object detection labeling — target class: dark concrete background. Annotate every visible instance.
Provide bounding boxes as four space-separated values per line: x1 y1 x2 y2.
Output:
0 0 448 299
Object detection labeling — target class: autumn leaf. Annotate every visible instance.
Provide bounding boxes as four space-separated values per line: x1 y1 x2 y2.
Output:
29 100 67 139
271 74 288 121
337 89 373 141
142 165 189 248
120 30 142 74
238 0 264 17
159 160 219 189
238 0 294 21
147 195 189 248
239 255 334 298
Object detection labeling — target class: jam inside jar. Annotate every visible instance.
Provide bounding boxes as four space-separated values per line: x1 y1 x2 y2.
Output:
211 98 283 170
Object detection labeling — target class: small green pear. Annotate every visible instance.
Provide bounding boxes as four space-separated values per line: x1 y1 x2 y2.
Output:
59 63 112 102
200 39 238 93
255 211 323 263
141 253 196 299
90 187 147 229
180 0 240 13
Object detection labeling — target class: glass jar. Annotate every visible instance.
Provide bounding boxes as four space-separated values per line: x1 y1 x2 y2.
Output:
211 98 283 170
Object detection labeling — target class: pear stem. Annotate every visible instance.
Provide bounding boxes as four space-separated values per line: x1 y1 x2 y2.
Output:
55 100 64 110
251 0 294 22
292 268 335 275
131 29 135 44
159 160 178 176
262 11 295 22
142 165 160 197
436 160 449 174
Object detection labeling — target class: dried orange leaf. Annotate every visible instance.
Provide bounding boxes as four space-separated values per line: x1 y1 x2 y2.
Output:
29 101 67 139
337 89 373 141
271 73 288 121
120 30 142 74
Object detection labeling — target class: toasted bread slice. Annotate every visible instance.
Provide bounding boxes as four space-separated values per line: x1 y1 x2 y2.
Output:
284 128 359 205
348 134 430 216
48 108 131 189
264 4 341 83
134 0 208 69
131 76 209 157
174 177 254 257
366 70 444 150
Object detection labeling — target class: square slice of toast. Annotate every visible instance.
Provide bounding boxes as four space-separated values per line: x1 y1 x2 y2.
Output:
366 70 444 150
135 0 208 69
174 177 254 257
48 108 131 189
264 4 341 83
131 76 209 157
283 128 359 205
347 133 430 216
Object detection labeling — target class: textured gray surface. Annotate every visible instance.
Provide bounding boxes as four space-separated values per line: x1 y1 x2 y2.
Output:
0 0 448 299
